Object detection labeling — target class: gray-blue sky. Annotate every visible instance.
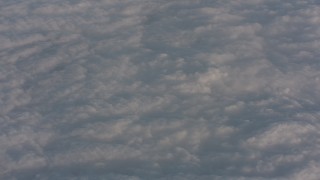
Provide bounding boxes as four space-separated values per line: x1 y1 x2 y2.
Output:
1 0 320 179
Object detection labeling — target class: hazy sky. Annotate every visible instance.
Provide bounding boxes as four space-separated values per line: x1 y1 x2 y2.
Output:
1 0 320 179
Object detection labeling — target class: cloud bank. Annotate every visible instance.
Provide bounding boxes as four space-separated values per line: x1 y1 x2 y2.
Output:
1 0 320 179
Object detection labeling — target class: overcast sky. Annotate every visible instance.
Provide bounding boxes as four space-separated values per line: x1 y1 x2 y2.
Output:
1 0 320 179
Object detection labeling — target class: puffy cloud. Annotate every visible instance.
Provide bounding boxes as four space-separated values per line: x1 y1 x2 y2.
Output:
246 123 319 149
292 161 320 180
1 0 320 179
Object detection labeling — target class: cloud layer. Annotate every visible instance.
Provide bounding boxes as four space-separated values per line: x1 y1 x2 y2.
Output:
1 0 320 179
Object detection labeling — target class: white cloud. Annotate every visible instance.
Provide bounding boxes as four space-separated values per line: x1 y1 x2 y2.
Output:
1 0 320 179
246 123 319 150
292 161 320 180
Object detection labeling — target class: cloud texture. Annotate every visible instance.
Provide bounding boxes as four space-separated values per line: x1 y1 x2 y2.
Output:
1 0 320 179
